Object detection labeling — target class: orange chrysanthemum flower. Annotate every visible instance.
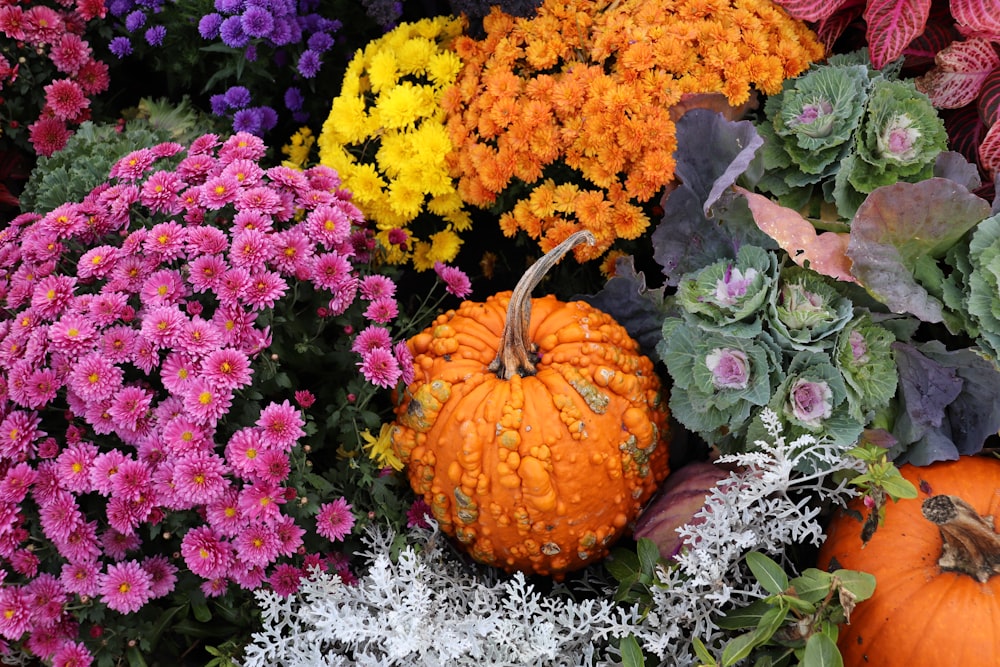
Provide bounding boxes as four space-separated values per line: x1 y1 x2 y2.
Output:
444 0 825 260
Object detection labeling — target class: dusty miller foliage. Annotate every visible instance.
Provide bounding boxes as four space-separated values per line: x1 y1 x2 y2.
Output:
243 409 863 666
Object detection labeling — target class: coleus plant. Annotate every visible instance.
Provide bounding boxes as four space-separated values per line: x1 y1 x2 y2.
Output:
769 0 1000 183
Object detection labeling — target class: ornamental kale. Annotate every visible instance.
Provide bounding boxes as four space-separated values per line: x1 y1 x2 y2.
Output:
834 315 898 422
766 266 853 353
674 244 778 338
964 212 1000 362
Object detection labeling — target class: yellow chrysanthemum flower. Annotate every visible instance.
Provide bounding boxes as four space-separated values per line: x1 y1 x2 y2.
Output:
375 82 430 130
386 179 424 220
367 49 399 94
281 126 315 169
397 36 435 75
361 424 403 471
426 229 462 264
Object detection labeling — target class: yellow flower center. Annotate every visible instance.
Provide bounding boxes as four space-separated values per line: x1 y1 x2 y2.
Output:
198 392 212 405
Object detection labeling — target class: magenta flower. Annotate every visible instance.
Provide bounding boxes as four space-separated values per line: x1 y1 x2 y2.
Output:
50 640 94 667
351 325 393 355
268 563 303 596
315 497 355 542
142 555 178 598
98 560 153 614
234 523 281 567
311 251 352 291
433 262 472 299
205 488 244 537
60 561 100 597
255 400 305 449
180 525 233 579
363 297 399 324
359 347 402 388
359 274 397 301
237 481 285 523
171 451 229 505
182 378 233 426
69 353 123 402
44 78 89 120
54 441 99 494
0 586 33 640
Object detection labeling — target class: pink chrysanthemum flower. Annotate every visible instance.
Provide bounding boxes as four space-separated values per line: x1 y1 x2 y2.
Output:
175 316 223 358
293 389 315 409
186 226 228 255
200 174 241 209
160 351 197 395
363 297 399 324
38 490 83 544
395 340 415 386
188 133 220 156
0 409 43 460
180 525 233 579
100 527 141 560
98 560 153 614
315 497 355 542
56 520 101 564
140 269 186 307
31 274 76 320
151 141 185 159
230 228 272 270
407 498 433 529
310 251 352 291
236 186 283 215
60 561 100 597
77 58 110 97
230 560 268 591
232 208 272 234
44 79 89 121
255 400 305 450
106 495 145 534
171 451 229 504
233 523 281 568
350 325 393 356
271 228 314 274
84 399 117 436
48 313 97 355
50 640 94 667
111 149 156 181
219 132 266 163
100 326 137 364
28 117 71 157
237 481 285 523
27 572 68 628
77 245 119 280
305 204 351 249
359 274 396 301
205 488 244 537
202 348 253 390
87 291 130 326
222 158 264 186
0 463 37 503
140 171 185 215
177 154 216 184
142 555 178 598
144 221 188 261
49 33 91 75
201 577 228 598
268 563 303 596
307 164 343 191
160 415 211 454
0 586 33 640
109 459 153 502
217 266 251 305
68 353 123 403
187 254 227 294
273 514 305 557
22 366 60 409
359 347 402 388
243 270 287 311
224 427 265 479
434 262 473 299
55 441 99 494
107 386 154 433
182 378 233 426
250 449 291 485
327 278 358 316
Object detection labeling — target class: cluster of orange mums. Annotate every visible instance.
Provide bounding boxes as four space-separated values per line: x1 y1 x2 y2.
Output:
440 0 824 260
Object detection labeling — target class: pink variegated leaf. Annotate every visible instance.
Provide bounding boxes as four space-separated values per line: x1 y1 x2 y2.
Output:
903 20 962 66
914 38 1000 108
864 0 933 70
950 0 1000 39
978 66 1000 126
944 104 987 168
770 0 848 23
815 0 867 53
980 120 1000 175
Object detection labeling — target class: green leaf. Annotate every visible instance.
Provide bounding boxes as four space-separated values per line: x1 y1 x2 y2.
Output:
605 550 641 583
637 538 661 576
192 601 213 623
753 605 790 644
877 472 918 500
722 631 760 667
692 637 719 666
126 646 149 667
717 598 774 630
746 552 789 595
802 632 843 667
789 569 834 604
620 634 646 667
832 570 877 601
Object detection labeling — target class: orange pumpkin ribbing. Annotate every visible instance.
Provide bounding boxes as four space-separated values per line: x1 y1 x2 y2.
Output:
391 290 670 577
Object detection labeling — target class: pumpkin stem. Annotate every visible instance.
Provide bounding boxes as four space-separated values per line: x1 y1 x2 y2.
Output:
489 230 596 380
921 494 1000 583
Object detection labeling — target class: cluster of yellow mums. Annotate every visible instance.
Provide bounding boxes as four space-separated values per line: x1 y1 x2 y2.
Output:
310 0 824 269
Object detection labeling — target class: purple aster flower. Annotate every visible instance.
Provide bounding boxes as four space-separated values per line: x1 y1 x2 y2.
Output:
232 108 262 135
244 44 257 61
109 36 133 58
108 0 132 15
198 12 223 39
209 94 228 117
215 0 243 13
284 86 303 111
241 6 274 37
125 10 147 31
297 49 321 78
307 31 334 52
256 105 278 131
219 15 249 48
145 25 167 46
269 17 296 45
224 85 252 109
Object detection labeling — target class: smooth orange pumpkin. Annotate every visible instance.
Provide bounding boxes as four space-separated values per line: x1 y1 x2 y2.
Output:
817 456 1000 665
390 231 671 576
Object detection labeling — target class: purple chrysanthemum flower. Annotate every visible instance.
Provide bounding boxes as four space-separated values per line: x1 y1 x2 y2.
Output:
109 36 133 58
145 25 167 46
198 12 223 39
125 10 146 31
215 0 242 12
224 85 252 109
307 31 334 52
284 86 303 112
232 108 262 135
209 94 228 117
219 15 249 48
241 6 274 37
297 49 321 78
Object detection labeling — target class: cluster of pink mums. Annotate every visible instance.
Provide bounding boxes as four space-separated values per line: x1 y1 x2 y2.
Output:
0 131 467 663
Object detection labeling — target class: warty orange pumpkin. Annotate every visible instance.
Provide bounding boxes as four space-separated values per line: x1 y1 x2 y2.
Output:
817 455 1000 666
390 230 671 577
